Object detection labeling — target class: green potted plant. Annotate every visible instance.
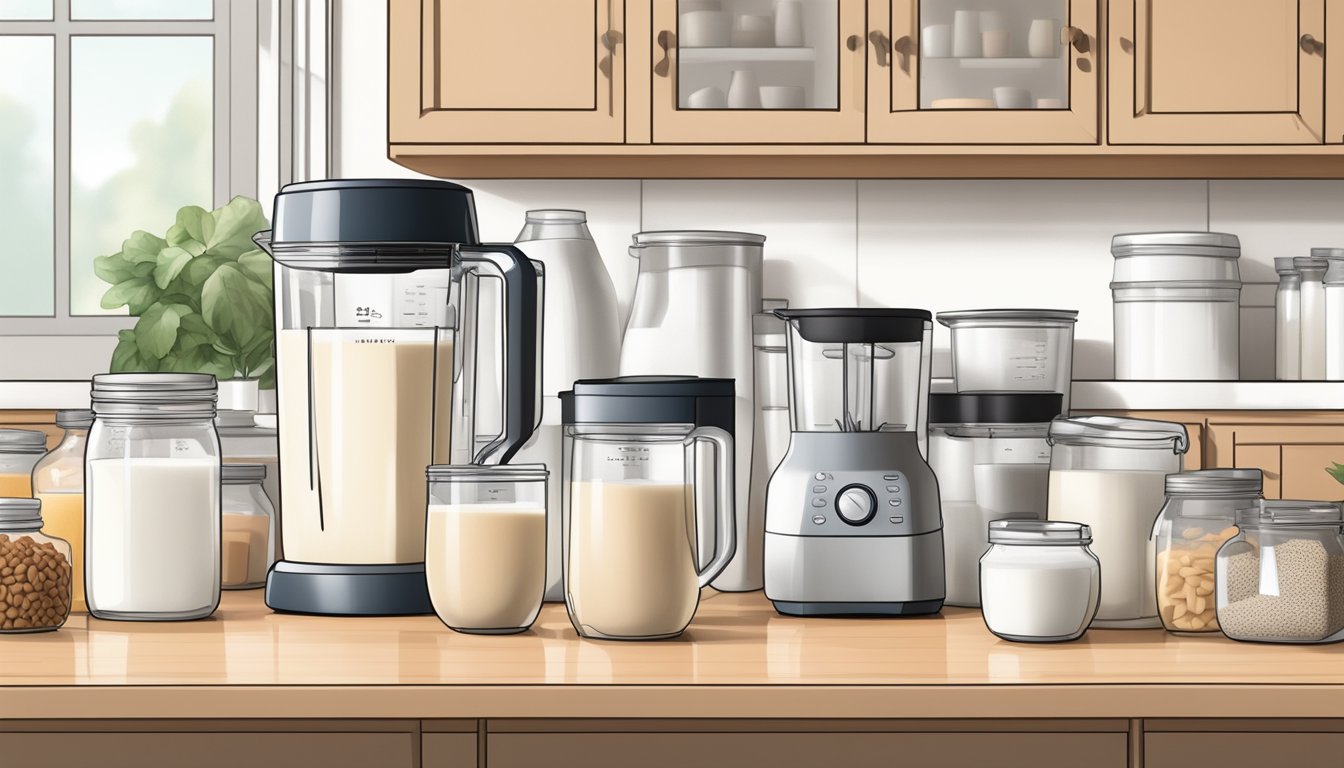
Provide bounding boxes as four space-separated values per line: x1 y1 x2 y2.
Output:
95 196 275 392
1329 463 1344 489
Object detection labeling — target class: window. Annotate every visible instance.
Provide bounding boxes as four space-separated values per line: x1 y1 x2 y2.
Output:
0 0 258 333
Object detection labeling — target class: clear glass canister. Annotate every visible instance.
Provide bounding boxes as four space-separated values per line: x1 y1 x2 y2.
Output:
86 373 221 621
1296 255 1328 380
980 520 1100 643
1216 501 1344 644
31 409 92 612
1152 469 1262 635
1275 257 1302 381
1047 415 1189 628
426 464 548 634
1321 248 1344 380
0 429 48 498
221 464 275 590
0 497 73 632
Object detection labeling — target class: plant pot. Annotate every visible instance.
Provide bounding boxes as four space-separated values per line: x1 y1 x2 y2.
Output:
218 377 260 413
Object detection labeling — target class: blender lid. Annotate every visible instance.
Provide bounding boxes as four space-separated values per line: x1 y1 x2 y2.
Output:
0 429 47 453
256 178 478 271
631 230 766 248
936 309 1078 327
928 392 1064 425
775 308 931 343
1111 231 1241 256
560 376 735 432
1164 468 1262 497
1047 415 1189 454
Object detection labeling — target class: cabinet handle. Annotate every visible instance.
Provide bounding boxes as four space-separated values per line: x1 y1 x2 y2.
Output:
1301 33 1324 55
846 34 862 52
893 34 915 72
1061 25 1087 52
868 30 891 67
599 29 622 116
655 29 675 77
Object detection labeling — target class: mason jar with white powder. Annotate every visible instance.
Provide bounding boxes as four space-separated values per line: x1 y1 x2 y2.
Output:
86 373 221 621
980 520 1100 643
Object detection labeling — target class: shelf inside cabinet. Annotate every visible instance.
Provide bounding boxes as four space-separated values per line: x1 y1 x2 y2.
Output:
679 46 818 64
924 57 1058 70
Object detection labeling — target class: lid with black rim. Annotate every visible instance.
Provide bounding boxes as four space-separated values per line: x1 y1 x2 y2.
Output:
775 308 932 344
560 376 735 433
928 392 1064 425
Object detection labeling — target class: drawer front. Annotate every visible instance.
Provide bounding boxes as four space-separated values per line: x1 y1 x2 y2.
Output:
4 732 416 768
1147 732 1344 768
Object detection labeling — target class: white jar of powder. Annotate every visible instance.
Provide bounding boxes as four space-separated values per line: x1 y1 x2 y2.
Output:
980 520 1100 643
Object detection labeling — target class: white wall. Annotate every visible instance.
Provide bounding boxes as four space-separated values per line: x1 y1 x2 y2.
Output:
333 1 1344 381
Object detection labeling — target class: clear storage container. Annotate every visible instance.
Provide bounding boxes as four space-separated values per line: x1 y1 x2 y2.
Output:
980 520 1100 643
1275 257 1302 381
221 464 275 590
1152 469 1263 635
86 373 221 621
426 464 548 634
936 310 1078 413
1216 501 1344 644
1046 415 1189 628
1321 249 1344 381
1296 254 1328 380
745 299 790 594
0 429 47 498
1110 232 1242 381
0 498 72 633
31 409 92 612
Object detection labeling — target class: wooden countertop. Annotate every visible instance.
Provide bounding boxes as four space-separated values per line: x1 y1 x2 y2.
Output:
3 589 1343 720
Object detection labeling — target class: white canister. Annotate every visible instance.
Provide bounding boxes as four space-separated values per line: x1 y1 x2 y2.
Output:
1028 19 1061 58
922 24 953 58
1297 253 1329 380
1323 250 1344 380
1275 257 1302 381
980 520 1100 642
727 69 762 108
952 10 981 57
774 0 804 47
1110 232 1242 381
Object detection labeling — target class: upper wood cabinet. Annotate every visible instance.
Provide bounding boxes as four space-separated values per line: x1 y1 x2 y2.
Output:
868 0 1100 144
1108 0 1326 144
388 0 631 143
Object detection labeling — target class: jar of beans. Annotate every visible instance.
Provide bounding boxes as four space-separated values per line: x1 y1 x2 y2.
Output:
1152 469 1262 635
0 497 73 633
1216 501 1344 645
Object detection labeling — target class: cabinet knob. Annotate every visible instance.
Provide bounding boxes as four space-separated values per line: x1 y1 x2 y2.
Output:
867 30 891 67
1301 33 1324 55
846 34 862 52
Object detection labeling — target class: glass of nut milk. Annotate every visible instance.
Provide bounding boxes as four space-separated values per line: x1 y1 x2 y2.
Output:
85 373 221 621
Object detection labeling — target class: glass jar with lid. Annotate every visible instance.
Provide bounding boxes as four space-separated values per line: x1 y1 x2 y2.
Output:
1216 501 1344 644
1152 469 1262 635
980 520 1100 643
1295 254 1329 380
221 464 275 590
0 429 48 497
86 373 221 621
31 409 93 612
0 498 73 632
1275 257 1302 381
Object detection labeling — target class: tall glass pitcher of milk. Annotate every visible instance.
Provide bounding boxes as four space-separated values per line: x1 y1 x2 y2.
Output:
254 179 543 616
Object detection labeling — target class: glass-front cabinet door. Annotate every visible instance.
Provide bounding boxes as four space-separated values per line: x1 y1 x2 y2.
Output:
867 0 1098 143
651 0 866 142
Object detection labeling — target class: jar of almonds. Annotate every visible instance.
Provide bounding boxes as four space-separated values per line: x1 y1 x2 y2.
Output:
0 498 73 633
1151 469 1262 635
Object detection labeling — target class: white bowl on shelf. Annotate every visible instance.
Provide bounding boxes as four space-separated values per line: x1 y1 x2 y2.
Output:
732 14 774 47
760 85 805 109
687 86 728 109
681 10 731 47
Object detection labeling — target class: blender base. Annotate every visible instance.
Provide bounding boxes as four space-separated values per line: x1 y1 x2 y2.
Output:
264 561 434 616
771 599 945 617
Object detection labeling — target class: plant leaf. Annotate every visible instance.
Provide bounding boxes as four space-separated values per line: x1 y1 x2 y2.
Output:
208 196 269 258
122 230 168 264
94 253 136 285
179 311 213 336
153 246 195 289
133 303 183 360
109 337 159 372
183 254 228 289
236 249 273 288
176 205 215 246
1328 462 1344 486
259 367 276 390
100 277 159 313
201 263 272 348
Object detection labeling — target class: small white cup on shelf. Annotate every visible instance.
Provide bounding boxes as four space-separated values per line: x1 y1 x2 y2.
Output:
922 24 953 58
1029 19 1061 58
774 0 805 47
687 86 728 109
993 86 1032 109
982 29 1009 58
760 85 806 109
952 10 981 57
732 14 774 47
727 69 762 108
681 10 731 47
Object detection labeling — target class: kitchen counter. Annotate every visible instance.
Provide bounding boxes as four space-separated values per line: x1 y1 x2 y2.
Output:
4 589 1344 721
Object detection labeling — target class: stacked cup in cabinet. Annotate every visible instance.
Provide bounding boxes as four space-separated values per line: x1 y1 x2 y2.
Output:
1277 248 1344 380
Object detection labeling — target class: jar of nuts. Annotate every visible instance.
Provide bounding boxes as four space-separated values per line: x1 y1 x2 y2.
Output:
0 497 73 633
1152 469 1262 635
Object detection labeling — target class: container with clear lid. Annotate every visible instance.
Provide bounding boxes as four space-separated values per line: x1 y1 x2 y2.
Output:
221 464 275 590
1320 248 1344 380
743 298 790 594
935 310 1078 413
1152 469 1263 635
979 520 1100 643
1275 257 1302 381
1047 415 1188 628
31 409 92 612
0 429 47 498
1216 501 1344 644
426 464 548 634
0 498 73 633
1296 254 1328 380
86 373 221 621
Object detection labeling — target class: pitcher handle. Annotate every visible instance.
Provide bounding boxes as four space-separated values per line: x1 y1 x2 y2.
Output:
688 425 737 588
456 243 542 465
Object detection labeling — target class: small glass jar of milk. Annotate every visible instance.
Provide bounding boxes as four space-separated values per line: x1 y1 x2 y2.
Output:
980 520 1100 643
86 373 221 621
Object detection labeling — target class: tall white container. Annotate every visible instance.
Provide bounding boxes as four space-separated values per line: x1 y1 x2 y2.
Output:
1316 249 1344 381
1275 257 1302 381
1297 254 1329 380
1110 232 1242 381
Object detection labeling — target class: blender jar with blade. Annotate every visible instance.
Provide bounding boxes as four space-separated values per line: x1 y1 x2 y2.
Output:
254 179 542 616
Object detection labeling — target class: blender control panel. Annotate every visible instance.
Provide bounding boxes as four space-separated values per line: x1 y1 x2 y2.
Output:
806 471 910 535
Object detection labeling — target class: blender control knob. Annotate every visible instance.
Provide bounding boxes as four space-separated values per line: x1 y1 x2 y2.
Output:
835 485 876 526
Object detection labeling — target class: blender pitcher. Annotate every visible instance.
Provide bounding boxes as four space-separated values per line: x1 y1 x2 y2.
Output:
255 179 542 616
565 423 735 640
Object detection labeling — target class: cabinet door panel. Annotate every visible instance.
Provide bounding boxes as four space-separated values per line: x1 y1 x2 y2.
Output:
423 733 478 767
1147 733 1344 768
1281 444 1344 500
5 732 415 768
1110 0 1324 144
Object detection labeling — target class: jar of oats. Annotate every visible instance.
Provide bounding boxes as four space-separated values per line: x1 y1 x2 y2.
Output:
0 497 73 633
1216 501 1344 645
1152 469 1262 635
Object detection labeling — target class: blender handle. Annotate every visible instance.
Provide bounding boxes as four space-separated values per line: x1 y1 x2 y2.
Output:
456 243 542 465
687 426 737 589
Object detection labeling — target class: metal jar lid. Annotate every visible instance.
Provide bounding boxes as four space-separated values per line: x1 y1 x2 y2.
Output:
1111 231 1241 257
1275 257 1301 275
936 309 1079 328
426 463 549 482
1295 255 1329 272
1165 468 1262 497
928 392 1064 426
1048 415 1190 454
55 409 94 429
0 498 43 528
1238 500 1343 527
989 520 1093 546
91 373 218 420
0 429 48 454
631 230 766 248
222 463 267 484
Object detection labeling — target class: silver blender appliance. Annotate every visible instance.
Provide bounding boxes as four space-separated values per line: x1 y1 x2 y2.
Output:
764 309 945 616
255 179 542 616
